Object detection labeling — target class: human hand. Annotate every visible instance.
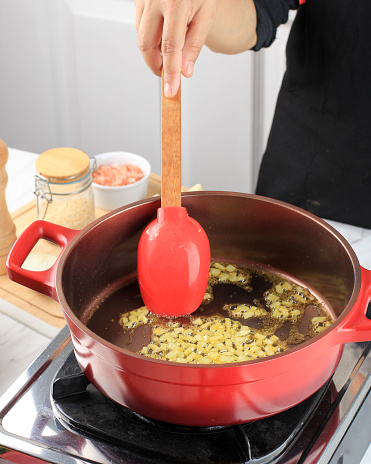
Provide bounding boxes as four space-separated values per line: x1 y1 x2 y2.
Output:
135 0 219 98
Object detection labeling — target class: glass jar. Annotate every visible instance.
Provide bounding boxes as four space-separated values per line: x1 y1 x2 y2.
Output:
34 148 95 230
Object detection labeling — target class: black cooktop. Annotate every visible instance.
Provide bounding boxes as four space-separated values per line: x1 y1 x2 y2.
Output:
51 350 338 464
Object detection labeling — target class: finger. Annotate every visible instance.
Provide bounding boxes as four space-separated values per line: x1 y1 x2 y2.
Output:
182 5 217 77
134 0 144 32
137 5 164 76
161 3 189 97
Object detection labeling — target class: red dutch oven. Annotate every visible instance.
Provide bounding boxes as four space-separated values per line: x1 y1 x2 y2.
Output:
6 192 371 426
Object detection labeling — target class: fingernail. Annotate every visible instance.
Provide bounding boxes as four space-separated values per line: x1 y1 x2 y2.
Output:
187 62 194 77
164 83 172 98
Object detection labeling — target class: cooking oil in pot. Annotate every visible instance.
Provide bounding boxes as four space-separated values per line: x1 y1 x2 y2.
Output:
86 261 334 364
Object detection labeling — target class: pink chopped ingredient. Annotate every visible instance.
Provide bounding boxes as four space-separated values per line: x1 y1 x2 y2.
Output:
92 163 144 187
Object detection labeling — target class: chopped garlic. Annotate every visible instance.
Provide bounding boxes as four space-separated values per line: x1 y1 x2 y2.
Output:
119 309 286 364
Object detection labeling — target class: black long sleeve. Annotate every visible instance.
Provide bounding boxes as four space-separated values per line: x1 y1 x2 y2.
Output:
252 0 299 50
256 0 371 228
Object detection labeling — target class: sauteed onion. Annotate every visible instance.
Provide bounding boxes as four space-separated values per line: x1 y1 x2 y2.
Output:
119 262 333 364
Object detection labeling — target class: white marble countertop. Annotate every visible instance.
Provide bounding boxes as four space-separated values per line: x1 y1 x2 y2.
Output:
5 148 39 213
2 147 371 463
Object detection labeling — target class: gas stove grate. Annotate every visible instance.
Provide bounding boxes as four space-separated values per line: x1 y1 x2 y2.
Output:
51 351 330 464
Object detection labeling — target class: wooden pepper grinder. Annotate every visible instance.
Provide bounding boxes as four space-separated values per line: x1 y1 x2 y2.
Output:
0 139 17 275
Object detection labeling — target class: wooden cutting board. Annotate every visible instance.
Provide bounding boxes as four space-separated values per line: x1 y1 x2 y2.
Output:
0 173 163 328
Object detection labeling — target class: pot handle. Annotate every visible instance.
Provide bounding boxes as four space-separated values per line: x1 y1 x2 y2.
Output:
334 266 371 344
6 220 79 301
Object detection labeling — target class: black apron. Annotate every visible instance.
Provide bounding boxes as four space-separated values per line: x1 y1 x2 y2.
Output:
256 0 371 228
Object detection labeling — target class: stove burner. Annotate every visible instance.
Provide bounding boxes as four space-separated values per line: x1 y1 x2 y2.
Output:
112 403 234 433
51 351 332 464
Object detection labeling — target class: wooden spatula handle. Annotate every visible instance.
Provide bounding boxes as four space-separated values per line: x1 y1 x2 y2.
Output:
161 78 181 208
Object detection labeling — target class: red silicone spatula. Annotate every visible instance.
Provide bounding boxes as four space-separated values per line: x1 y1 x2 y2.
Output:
137 78 210 317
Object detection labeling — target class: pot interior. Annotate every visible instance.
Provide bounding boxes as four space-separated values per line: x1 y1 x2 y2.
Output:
58 193 360 350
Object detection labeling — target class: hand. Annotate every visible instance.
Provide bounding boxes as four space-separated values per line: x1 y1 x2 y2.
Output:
135 0 219 98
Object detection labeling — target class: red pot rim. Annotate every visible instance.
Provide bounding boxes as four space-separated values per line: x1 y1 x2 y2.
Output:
55 192 364 370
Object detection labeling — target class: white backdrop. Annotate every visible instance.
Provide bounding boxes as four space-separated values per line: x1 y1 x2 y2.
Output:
0 0 293 192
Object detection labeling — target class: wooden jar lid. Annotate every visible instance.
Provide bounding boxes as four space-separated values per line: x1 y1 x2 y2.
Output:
36 147 90 180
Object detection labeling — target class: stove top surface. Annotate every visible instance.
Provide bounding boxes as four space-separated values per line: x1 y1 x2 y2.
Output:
0 326 370 464
51 350 330 464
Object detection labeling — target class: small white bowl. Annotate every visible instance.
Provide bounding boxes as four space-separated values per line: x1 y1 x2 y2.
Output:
92 152 151 210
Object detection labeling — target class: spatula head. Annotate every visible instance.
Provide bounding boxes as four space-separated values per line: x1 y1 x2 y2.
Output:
137 206 210 317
